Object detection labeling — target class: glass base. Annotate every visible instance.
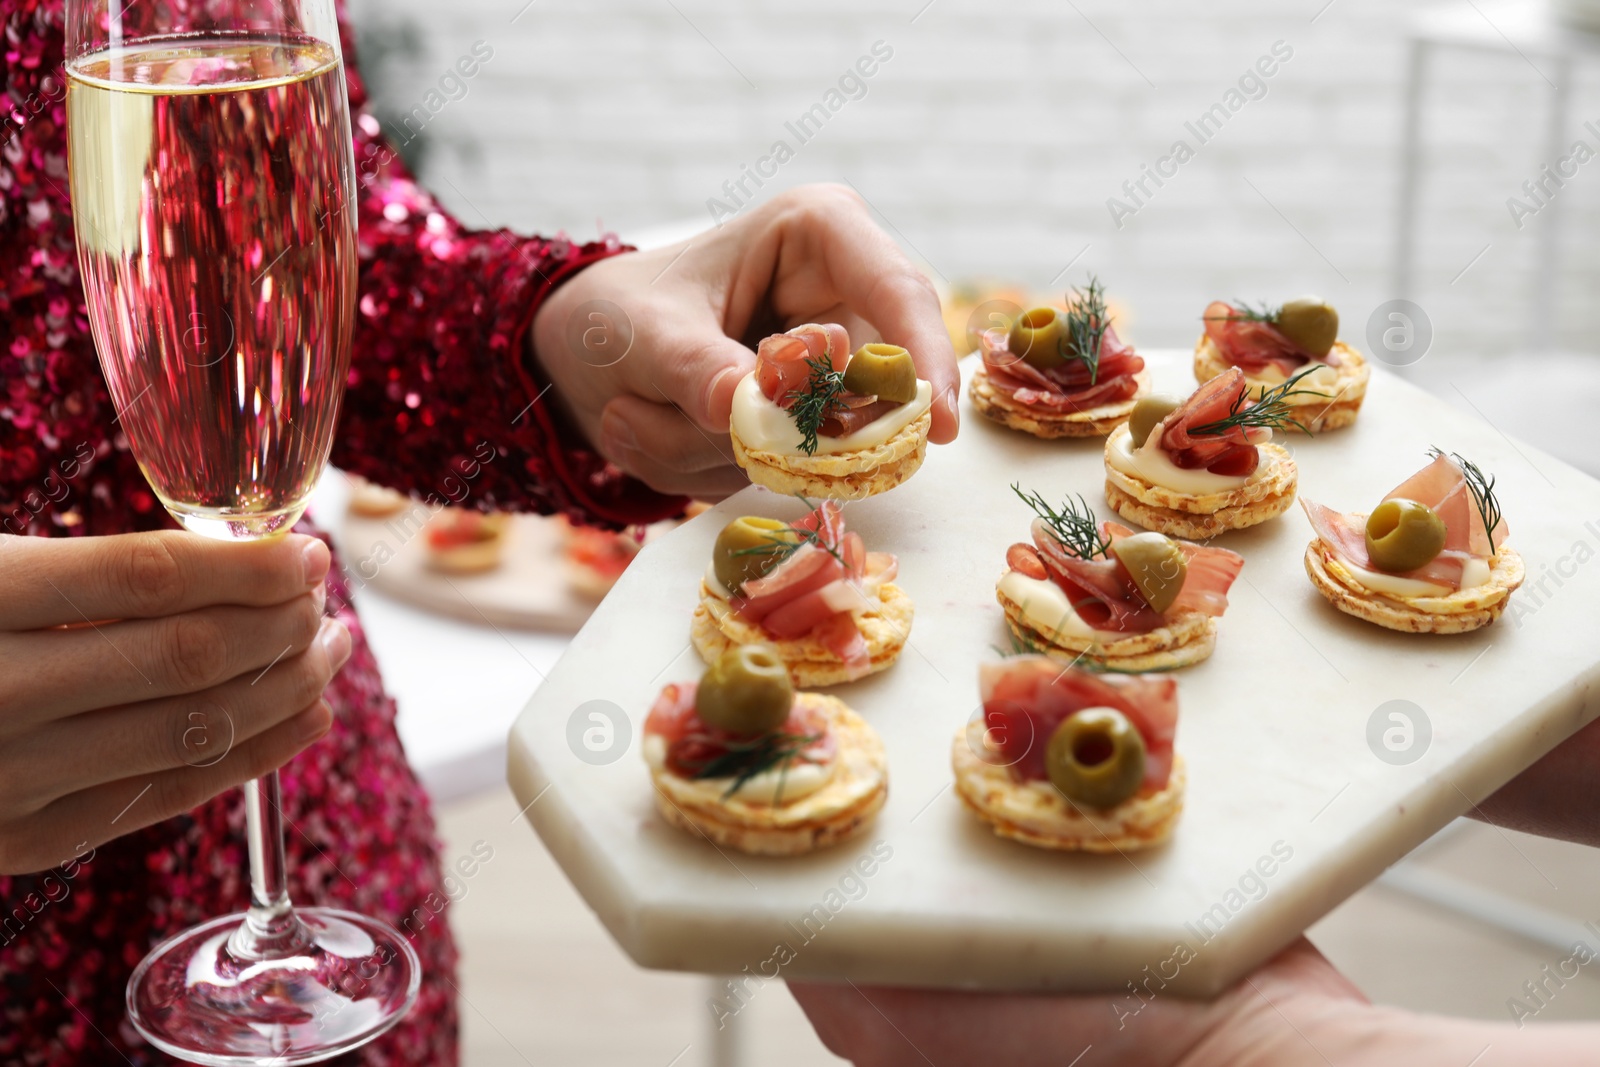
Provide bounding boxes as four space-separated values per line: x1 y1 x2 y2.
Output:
161 498 309 541
126 908 421 1066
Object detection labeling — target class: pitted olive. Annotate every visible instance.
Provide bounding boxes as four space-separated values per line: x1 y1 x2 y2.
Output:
1127 395 1181 448
695 643 794 735
842 343 918 403
1364 497 1447 573
1045 707 1147 808
1008 306 1067 370
1109 532 1188 613
712 516 796 595
1275 297 1338 358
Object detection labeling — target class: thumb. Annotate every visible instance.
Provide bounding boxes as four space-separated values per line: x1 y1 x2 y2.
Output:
632 326 754 434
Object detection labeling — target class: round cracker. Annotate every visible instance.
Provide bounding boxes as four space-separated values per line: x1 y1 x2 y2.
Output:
1303 540 1525 634
996 584 1217 671
731 411 931 501
1103 480 1296 540
1102 426 1298 537
1192 337 1369 432
691 581 913 687
951 721 1184 852
650 693 887 856
968 366 1150 439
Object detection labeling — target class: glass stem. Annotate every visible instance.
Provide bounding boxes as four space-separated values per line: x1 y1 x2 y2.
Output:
228 771 310 961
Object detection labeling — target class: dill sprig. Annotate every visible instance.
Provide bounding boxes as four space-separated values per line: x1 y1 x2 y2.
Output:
989 629 1151 674
730 493 848 570
1062 276 1111 385
1204 299 1278 325
785 357 848 455
1011 483 1110 560
1428 447 1504 554
684 730 825 802
1189 363 1328 438
993 625 1047 658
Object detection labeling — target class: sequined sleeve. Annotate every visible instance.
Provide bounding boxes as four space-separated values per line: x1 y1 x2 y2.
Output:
330 61 686 529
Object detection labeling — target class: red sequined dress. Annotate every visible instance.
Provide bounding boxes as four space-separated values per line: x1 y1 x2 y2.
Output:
0 0 682 1061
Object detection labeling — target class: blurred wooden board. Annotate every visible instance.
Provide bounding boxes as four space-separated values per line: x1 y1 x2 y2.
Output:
339 508 598 632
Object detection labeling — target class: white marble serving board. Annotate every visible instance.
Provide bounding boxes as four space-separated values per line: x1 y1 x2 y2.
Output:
508 350 1600 995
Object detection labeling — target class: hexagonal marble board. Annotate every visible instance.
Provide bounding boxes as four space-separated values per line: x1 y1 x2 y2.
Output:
509 350 1600 994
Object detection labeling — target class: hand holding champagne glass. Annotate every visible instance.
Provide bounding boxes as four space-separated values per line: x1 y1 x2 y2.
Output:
65 0 418 1061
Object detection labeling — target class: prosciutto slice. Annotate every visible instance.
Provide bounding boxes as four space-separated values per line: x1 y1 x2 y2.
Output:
754 323 911 438
1157 366 1260 476
1386 453 1507 556
731 500 895 679
1103 522 1244 617
1300 454 1508 591
978 656 1177 790
644 681 836 780
1007 520 1244 632
1022 518 1165 634
1202 300 1341 375
979 322 1145 413
755 323 850 407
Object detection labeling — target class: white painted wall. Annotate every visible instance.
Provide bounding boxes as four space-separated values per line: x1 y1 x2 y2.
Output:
347 0 1600 357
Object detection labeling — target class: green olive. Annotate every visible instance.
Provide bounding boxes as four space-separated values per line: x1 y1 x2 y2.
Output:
1364 497 1447 573
1274 297 1338 359
1109 532 1188 614
842 343 919 404
1127 395 1181 448
695 643 794 736
712 516 796 596
1007 306 1067 370
1045 708 1146 809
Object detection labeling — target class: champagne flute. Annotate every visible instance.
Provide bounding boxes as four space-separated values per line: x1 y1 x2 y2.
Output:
64 0 419 1061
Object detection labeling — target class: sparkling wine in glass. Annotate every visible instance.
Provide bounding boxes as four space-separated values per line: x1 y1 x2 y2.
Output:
65 4 419 1062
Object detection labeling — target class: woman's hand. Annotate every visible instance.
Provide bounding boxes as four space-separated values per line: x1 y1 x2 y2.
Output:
531 183 960 499
789 938 1363 1067
792 934 1600 1066
1471 714 1600 848
0 530 350 875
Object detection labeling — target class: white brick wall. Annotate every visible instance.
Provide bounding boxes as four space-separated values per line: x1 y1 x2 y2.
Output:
346 0 1600 357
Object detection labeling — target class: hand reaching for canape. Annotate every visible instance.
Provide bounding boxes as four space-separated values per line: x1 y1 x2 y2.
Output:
790 731 1600 1067
0 531 349 874
530 183 961 499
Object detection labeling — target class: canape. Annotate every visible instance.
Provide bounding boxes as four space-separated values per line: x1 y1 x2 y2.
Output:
1103 366 1310 539
561 519 645 598
422 509 510 574
691 498 911 687
1195 297 1370 432
730 324 933 500
952 656 1184 852
1302 449 1525 633
970 278 1151 438
998 487 1244 670
347 475 408 518
644 644 888 855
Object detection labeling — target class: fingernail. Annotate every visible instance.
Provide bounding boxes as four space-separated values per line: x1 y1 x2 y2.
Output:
301 538 331 585
940 384 960 422
600 411 638 454
704 365 740 431
293 702 332 744
311 583 327 616
321 618 352 669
